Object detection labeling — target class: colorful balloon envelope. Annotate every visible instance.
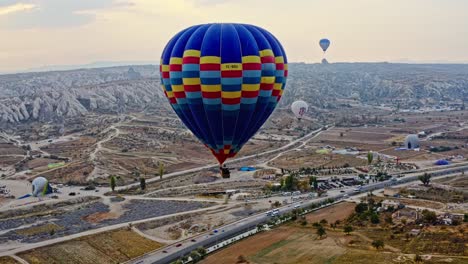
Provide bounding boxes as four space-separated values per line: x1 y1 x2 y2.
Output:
319 38 330 52
159 23 288 164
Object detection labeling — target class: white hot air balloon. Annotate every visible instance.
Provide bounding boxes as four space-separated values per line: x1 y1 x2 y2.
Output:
31 177 50 197
291 100 309 120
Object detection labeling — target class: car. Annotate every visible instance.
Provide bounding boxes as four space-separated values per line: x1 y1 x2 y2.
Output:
340 190 345 193
176 243 182 247
191 239 196 242
162 250 168 253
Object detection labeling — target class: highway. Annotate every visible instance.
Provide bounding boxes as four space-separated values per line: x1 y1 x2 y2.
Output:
128 164 468 264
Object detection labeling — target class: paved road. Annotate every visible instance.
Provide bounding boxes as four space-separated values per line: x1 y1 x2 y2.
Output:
130 164 468 264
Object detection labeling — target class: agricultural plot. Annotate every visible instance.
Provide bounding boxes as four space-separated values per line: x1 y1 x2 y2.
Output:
202 202 468 264
0 256 20 264
18 229 163 264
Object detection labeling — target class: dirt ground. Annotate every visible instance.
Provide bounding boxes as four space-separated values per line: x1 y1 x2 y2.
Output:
201 225 463 264
268 150 367 169
202 201 468 264
18 229 163 264
305 202 355 224
435 175 468 188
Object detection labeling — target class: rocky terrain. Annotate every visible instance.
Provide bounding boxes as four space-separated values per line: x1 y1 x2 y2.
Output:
0 66 164 126
284 63 468 109
1 63 467 128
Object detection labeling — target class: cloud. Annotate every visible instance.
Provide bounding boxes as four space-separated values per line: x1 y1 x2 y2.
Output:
0 0 130 29
0 3 36 16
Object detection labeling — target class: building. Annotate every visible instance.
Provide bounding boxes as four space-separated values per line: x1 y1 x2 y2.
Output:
381 199 403 210
438 213 465 225
392 208 420 223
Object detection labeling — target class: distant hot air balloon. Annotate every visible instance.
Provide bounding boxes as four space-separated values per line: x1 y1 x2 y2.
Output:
291 100 308 120
319 38 330 52
160 23 288 165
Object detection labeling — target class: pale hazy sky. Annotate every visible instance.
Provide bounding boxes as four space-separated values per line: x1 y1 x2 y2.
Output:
1 0 468 72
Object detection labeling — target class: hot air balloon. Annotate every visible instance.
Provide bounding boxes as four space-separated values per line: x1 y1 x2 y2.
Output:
291 100 308 120
319 38 330 52
160 23 288 165
31 177 52 197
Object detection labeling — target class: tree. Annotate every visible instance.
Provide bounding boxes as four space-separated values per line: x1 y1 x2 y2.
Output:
370 213 380 224
291 214 297 221
139 177 146 191
110 175 116 192
313 178 318 190
159 162 165 180
196 247 207 258
309 176 319 190
190 251 201 263
298 180 311 192
371 240 384 250
316 226 326 238
368 197 376 210
355 203 368 214
284 174 298 191
237 255 248 264
367 151 373 165
418 173 432 186
421 209 437 224
344 225 353 235
320 219 328 225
